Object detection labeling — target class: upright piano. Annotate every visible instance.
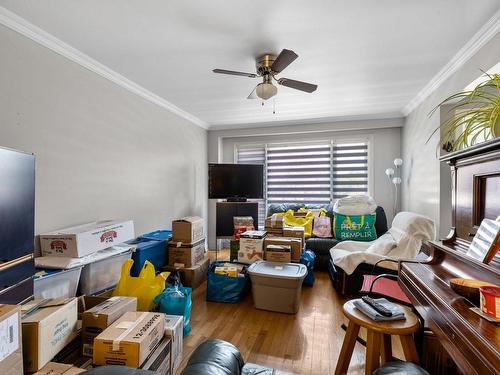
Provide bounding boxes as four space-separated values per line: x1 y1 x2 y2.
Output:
399 138 500 375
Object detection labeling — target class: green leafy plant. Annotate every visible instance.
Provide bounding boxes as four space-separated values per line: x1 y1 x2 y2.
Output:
428 73 500 152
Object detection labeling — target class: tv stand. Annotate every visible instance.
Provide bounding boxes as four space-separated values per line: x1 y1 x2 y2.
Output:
226 197 248 202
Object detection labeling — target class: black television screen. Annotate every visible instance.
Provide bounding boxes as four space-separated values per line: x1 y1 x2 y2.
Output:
209 163 263 199
0 147 35 262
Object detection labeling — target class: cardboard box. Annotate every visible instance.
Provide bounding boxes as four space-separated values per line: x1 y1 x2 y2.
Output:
238 237 265 264
163 255 209 289
265 215 284 229
172 216 204 243
22 298 79 372
33 362 86 375
164 315 183 375
140 337 171 375
264 237 303 262
77 296 108 320
40 220 135 258
0 304 23 375
264 228 284 237
93 311 164 368
283 226 305 245
265 244 292 263
81 296 137 357
168 238 205 268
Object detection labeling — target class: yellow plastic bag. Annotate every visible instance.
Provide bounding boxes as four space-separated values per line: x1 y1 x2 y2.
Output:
112 259 170 311
283 209 315 238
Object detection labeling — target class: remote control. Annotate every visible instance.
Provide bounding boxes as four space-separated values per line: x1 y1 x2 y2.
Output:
361 296 393 317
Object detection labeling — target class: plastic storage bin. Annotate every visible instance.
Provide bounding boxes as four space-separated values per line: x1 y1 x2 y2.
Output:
248 261 307 313
34 267 82 299
140 230 172 241
206 261 250 303
127 238 167 276
78 250 132 295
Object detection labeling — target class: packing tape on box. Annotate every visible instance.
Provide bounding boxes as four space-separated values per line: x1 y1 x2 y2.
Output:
271 214 278 226
112 312 148 351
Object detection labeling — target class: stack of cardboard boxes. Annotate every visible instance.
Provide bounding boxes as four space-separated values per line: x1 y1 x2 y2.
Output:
0 293 184 375
235 214 307 264
263 214 306 263
165 216 209 289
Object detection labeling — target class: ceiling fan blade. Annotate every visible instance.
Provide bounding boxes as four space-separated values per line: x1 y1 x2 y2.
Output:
271 49 298 73
278 78 317 93
213 69 257 78
247 86 258 99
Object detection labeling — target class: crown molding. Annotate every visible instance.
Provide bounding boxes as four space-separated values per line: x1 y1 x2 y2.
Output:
402 9 500 116
209 111 404 132
0 6 208 129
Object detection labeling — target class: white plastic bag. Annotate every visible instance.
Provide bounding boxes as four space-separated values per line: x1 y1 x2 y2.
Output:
333 195 377 215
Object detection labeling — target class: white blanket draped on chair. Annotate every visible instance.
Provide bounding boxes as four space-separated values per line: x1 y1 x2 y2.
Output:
330 211 435 274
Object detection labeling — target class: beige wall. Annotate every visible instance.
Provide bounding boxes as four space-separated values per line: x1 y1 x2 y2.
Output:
0 25 207 238
208 118 403 248
401 32 500 237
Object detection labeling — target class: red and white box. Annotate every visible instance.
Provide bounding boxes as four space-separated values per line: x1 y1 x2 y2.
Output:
40 220 135 258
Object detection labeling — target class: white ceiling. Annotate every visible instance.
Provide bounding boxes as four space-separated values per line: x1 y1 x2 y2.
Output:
1 1 499 129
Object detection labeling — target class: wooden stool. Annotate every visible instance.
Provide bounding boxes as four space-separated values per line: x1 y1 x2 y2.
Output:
335 300 420 375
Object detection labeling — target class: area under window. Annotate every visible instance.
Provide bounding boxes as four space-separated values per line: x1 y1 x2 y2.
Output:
236 139 370 228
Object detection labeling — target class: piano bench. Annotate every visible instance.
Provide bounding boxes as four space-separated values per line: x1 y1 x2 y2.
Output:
335 300 421 375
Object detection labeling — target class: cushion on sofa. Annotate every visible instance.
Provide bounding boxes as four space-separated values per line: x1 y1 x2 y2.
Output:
181 339 244 375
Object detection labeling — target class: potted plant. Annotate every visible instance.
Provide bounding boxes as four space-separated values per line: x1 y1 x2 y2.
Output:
428 73 500 152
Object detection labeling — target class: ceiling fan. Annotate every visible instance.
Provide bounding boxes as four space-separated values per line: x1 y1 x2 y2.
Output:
213 49 318 101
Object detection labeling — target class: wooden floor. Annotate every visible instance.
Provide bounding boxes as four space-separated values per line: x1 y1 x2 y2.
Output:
178 260 404 375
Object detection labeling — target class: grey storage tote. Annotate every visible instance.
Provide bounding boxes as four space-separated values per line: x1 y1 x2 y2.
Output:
248 261 307 314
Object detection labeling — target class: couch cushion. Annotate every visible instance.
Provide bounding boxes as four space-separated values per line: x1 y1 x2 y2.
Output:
373 361 430 375
242 363 275 374
181 339 244 375
305 237 339 256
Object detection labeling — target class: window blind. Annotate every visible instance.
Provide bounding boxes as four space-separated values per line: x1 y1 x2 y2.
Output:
332 142 369 199
266 143 332 204
236 144 266 229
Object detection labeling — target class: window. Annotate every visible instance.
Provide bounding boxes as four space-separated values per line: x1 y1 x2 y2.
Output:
236 138 370 227
332 142 369 199
266 142 332 204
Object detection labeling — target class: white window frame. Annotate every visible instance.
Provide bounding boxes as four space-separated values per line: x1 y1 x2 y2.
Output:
234 135 374 212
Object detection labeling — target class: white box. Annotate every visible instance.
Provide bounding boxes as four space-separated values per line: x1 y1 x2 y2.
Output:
40 220 135 258
164 315 183 375
238 237 265 264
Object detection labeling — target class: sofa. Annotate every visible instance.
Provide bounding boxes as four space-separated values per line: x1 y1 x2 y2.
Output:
267 203 388 271
267 203 389 296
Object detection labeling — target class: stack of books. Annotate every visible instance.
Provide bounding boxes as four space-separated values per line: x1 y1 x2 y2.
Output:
353 298 406 321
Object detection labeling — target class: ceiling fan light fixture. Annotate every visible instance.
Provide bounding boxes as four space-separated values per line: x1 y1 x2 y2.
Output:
255 82 277 100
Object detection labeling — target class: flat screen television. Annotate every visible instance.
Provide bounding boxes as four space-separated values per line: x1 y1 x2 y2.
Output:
0 147 35 263
208 163 263 200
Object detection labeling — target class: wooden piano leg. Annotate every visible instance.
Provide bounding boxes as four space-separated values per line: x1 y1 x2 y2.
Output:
334 321 360 375
365 331 381 375
400 334 420 364
380 334 392 364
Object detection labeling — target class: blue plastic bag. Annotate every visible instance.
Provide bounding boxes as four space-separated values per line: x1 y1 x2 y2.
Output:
154 286 192 337
206 261 249 303
301 250 315 286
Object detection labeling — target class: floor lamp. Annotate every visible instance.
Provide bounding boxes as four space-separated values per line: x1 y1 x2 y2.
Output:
385 158 403 218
